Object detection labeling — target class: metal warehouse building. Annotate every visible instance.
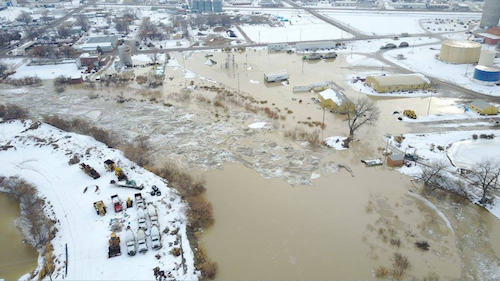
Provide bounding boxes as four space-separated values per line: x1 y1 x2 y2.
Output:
365 74 430 93
439 40 482 64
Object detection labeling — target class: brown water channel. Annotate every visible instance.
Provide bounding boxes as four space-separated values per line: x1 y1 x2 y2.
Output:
0 193 38 281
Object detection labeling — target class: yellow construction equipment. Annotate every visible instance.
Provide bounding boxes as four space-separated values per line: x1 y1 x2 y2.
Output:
403 110 417 119
108 233 121 258
126 197 133 208
93 200 107 216
115 167 127 181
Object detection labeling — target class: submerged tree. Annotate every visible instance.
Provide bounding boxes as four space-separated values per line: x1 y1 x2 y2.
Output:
346 97 380 138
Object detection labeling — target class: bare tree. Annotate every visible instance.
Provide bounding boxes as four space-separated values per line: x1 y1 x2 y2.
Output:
0 63 7 77
469 158 500 205
57 25 71 38
417 160 447 188
76 15 90 32
16 11 32 25
41 9 50 22
149 49 159 64
346 97 380 138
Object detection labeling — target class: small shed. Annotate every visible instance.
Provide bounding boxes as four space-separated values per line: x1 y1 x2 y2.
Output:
317 88 352 113
469 100 498 115
387 154 404 167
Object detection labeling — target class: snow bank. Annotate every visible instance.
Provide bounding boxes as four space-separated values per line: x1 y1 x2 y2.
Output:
0 120 198 280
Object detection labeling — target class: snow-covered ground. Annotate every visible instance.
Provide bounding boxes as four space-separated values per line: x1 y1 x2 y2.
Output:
391 130 500 220
11 62 82 80
0 7 33 21
320 10 480 36
384 44 500 96
401 110 497 123
345 54 388 68
239 10 353 43
0 120 197 280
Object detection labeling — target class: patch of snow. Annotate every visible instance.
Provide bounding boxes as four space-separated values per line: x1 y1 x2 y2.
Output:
324 136 347 150
248 122 266 129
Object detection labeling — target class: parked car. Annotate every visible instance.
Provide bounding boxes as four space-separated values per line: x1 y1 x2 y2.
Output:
399 42 409 48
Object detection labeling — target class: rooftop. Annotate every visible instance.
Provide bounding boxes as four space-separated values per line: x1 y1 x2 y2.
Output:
319 88 347 106
368 74 430 87
86 35 118 44
470 100 495 109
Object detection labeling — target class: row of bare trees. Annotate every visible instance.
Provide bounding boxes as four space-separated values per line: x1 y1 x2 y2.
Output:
418 159 500 205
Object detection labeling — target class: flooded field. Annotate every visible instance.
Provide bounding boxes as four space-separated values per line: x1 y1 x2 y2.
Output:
0 193 38 281
0 48 499 280
201 151 464 279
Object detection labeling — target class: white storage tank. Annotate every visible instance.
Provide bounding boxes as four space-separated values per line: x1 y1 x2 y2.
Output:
478 50 496 67
440 40 482 64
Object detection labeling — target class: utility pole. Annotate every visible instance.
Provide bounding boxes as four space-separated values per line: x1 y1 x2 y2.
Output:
384 135 390 165
237 73 240 94
351 45 353 58
301 57 304 75
427 91 433 115
258 31 260 44
245 54 248 67
322 107 326 125
464 63 469 77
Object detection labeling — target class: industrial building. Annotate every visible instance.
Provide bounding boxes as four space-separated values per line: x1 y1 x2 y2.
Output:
476 26 500 46
365 74 430 93
473 65 500 86
317 88 352 113
296 41 338 52
469 100 499 115
480 0 500 28
80 36 119 52
267 43 290 52
439 40 482 64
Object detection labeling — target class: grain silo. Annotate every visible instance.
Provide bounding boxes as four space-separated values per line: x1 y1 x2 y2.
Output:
192 0 199 11
118 44 132 67
480 0 500 28
204 0 212 12
473 65 500 85
478 50 496 66
439 40 482 64
213 0 222 12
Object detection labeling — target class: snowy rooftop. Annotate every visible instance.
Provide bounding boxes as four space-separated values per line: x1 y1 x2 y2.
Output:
319 88 347 106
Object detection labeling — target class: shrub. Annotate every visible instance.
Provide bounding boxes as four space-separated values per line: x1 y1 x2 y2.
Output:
415 240 430 251
170 248 181 257
42 115 117 147
199 261 218 280
186 196 215 229
392 253 411 279
4 76 41 86
375 266 389 278
390 238 402 247
0 104 29 121
121 137 151 167
149 163 206 198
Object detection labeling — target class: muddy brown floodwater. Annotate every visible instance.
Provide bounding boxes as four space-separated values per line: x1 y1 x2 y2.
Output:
0 193 38 281
201 149 464 279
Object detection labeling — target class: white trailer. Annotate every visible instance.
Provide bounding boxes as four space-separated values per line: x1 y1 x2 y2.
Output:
137 208 147 230
150 225 162 250
137 228 148 253
126 226 137 256
264 72 290 83
267 43 290 52
147 204 158 226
